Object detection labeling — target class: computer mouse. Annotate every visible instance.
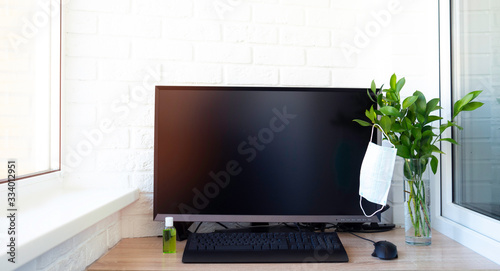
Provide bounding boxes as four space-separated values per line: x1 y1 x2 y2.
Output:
371 240 398 260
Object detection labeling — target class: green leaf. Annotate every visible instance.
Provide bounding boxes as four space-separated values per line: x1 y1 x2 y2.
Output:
439 124 447 134
414 91 427 115
370 80 377 94
379 106 401 117
390 73 397 90
370 105 377 120
410 143 418 157
391 122 405 133
402 96 418 109
422 125 433 132
415 95 427 115
366 106 377 122
469 90 483 100
461 101 484 111
365 110 374 122
453 93 473 118
426 98 440 115
396 145 411 158
419 144 430 157
417 113 425 123
439 138 459 145
401 134 411 146
430 145 445 154
396 77 405 92
427 115 442 123
380 116 392 133
387 92 397 102
377 94 384 107
431 155 438 174
420 157 429 169
406 107 416 122
440 121 454 134
378 84 384 94
412 127 422 140
421 135 432 146
366 88 376 103
403 117 413 130
353 119 372 127
422 130 436 138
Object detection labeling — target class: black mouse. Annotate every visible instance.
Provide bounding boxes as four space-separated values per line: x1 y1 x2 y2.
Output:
372 240 398 260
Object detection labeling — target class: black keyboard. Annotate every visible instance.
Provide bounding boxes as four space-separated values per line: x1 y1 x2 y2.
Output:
182 231 348 263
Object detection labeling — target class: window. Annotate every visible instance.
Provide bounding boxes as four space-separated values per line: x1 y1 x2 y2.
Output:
451 0 500 222
439 0 500 245
0 0 61 182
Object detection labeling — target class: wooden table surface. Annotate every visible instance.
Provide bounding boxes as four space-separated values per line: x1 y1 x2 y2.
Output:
88 228 500 270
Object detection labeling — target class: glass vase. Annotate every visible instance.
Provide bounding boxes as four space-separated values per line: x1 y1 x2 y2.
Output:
404 158 431 245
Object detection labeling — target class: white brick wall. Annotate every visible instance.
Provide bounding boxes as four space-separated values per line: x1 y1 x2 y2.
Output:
66 0 131 13
17 212 121 271
225 65 279 85
64 11 97 34
133 40 193 60
163 19 221 41
65 34 130 58
17 0 441 269
280 67 331 86
223 24 278 44
254 45 306 66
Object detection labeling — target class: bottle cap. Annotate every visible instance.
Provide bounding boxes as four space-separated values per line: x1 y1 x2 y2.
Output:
165 217 174 227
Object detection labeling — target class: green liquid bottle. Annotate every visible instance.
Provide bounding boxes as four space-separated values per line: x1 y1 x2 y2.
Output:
163 217 176 254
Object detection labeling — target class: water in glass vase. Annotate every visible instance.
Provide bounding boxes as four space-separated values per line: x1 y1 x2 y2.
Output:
404 158 431 245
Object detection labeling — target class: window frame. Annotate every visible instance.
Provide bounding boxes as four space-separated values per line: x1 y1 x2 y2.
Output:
435 0 500 264
0 1 61 183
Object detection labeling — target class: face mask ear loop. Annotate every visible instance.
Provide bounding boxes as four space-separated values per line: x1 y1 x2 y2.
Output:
372 123 395 148
360 196 385 218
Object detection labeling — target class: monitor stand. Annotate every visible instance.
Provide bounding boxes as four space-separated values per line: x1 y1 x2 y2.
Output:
175 222 193 241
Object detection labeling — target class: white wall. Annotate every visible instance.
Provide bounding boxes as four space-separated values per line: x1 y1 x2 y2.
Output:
24 0 440 270
17 213 121 271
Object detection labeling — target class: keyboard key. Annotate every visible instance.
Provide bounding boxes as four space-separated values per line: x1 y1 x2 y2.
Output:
214 245 253 251
279 244 288 250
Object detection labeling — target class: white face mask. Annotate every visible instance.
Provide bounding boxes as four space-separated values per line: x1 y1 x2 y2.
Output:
359 125 397 217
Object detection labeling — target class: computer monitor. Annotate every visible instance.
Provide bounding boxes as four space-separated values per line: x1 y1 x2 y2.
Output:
154 86 380 224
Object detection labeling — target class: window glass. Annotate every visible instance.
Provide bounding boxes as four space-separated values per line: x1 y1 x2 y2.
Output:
0 0 60 181
452 0 500 221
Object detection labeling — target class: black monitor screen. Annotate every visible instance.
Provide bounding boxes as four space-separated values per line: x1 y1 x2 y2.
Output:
154 86 380 223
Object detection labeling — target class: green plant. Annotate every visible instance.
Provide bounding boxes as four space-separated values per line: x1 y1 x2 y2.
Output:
354 73 483 174
353 73 483 240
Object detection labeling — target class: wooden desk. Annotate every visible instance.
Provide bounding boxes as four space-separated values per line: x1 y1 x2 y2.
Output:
88 229 499 270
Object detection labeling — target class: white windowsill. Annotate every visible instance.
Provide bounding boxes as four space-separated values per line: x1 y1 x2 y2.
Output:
0 175 139 268
434 214 500 265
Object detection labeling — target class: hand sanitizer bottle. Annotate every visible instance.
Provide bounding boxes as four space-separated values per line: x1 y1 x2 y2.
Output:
163 217 176 254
